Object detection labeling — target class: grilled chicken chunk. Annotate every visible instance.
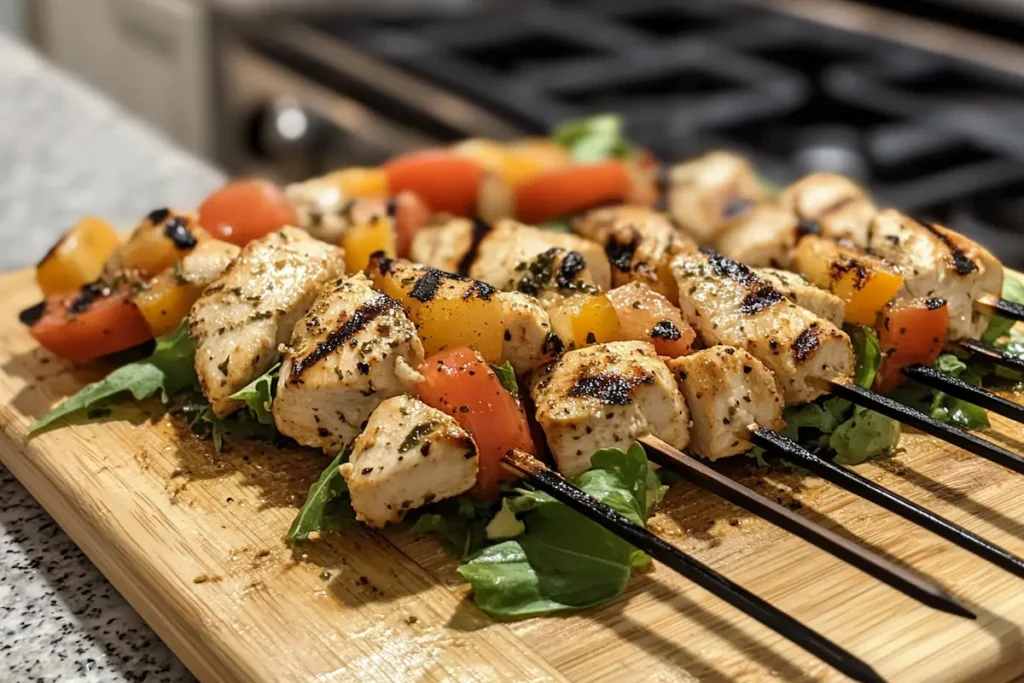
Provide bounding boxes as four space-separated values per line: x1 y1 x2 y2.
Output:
177 239 240 285
778 173 876 246
667 151 765 245
469 220 612 300
498 291 554 375
530 341 690 477
409 215 484 274
758 268 846 328
190 227 345 417
572 205 696 301
340 395 478 528
672 250 854 404
285 177 388 244
716 203 802 269
274 273 425 453
866 210 1003 340
667 346 784 460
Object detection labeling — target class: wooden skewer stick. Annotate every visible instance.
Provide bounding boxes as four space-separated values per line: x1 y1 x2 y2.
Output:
977 294 1024 324
499 449 887 683
749 426 1024 580
828 379 1024 475
902 363 1024 425
958 339 1024 375
637 435 971 618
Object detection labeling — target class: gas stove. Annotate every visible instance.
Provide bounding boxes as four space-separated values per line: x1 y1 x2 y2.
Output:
216 0 1024 266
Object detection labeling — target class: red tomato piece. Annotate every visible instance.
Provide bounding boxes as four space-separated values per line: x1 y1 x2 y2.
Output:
417 347 536 500
606 282 696 357
383 151 483 217
198 179 297 246
514 162 632 224
876 298 949 393
25 286 154 363
391 191 432 258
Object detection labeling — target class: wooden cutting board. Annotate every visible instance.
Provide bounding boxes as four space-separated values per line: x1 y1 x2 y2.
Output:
4 266 1024 683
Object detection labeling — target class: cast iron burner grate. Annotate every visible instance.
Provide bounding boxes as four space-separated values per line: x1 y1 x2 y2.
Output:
281 0 1024 266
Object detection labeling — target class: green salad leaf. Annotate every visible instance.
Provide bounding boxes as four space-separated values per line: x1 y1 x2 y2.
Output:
850 325 882 390
411 497 497 558
457 443 662 618
286 450 354 545
490 361 519 397
775 327 899 465
830 408 902 465
982 277 1024 344
551 114 634 164
890 353 990 429
29 319 197 434
229 363 280 425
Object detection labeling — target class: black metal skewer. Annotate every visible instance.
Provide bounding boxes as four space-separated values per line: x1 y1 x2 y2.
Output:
829 380 1024 475
750 426 1024 580
500 449 886 683
958 339 1024 375
978 295 1024 324
902 363 1024 424
637 435 972 618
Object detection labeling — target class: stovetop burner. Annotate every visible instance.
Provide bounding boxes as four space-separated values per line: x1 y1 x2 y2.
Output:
262 0 1024 265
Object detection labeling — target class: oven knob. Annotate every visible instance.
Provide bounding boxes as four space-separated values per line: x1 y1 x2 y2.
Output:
247 98 322 160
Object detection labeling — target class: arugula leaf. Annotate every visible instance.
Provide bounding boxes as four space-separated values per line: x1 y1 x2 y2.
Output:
182 391 278 452
983 277 1024 344
490 361 519 397
286 450 354 545
411 497 496 558
850 326 881 389
830 407 901 465
551 114 634 163
29 319 197 434
229 363 280 425
458 443 661 618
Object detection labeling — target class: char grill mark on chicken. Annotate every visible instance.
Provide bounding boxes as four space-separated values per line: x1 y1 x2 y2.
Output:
672 249 854 405
189 227 345 418
469 219 612 302
778 173 877 246
757 268 846 328
572 205 696 302
340 395 478 528
274 273 425 454
667 151 765 245
530 341 690 477
866 209 1003 340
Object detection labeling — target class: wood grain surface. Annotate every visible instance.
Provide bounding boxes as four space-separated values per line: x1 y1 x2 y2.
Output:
3 266 1024 683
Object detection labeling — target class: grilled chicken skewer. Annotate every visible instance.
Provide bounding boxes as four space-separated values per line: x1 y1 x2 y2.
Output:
661 157 1024 423
183 226 969 617
670 247 1024 473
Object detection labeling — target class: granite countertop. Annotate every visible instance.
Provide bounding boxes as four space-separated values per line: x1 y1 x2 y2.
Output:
0 37 224 681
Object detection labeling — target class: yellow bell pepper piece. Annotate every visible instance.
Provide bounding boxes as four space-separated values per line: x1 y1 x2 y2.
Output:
369 257 504 363
503 138 572 187
832 269 904 325
36 217 121 296
550 293 622 349
132 270 204 338
322 167 389 199
340 215 397 273
793 235 904 326
117 210 209 278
